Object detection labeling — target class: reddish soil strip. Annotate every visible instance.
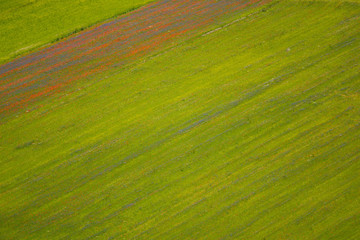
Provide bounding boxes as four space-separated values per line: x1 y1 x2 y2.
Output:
0 0 270 117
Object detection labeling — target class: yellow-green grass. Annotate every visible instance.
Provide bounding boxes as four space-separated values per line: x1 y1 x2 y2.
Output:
0 0 154 63
296 0 360 2
1 0 360 239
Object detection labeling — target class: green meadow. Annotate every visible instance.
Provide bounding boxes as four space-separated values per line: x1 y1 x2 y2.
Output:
1 0 360 239
0 0 154 63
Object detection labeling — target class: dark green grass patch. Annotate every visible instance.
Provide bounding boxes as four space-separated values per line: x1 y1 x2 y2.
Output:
0 0 155 63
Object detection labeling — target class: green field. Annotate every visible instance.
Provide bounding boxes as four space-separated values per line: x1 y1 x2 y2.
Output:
1 0 360 239
0 0 154 63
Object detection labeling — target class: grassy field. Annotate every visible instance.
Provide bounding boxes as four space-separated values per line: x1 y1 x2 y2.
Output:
1 0 360 239
0 0 268 118
0 0 154 63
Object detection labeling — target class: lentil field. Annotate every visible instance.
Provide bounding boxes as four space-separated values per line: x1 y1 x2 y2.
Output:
1 0 360 239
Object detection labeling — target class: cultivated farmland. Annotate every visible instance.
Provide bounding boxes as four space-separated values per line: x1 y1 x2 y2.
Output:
0 0 359 239
0 0 269 118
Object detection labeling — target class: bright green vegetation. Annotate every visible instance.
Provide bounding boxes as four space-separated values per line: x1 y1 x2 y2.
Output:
1 0 360 239
0 0 154 63
298 0 360 2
